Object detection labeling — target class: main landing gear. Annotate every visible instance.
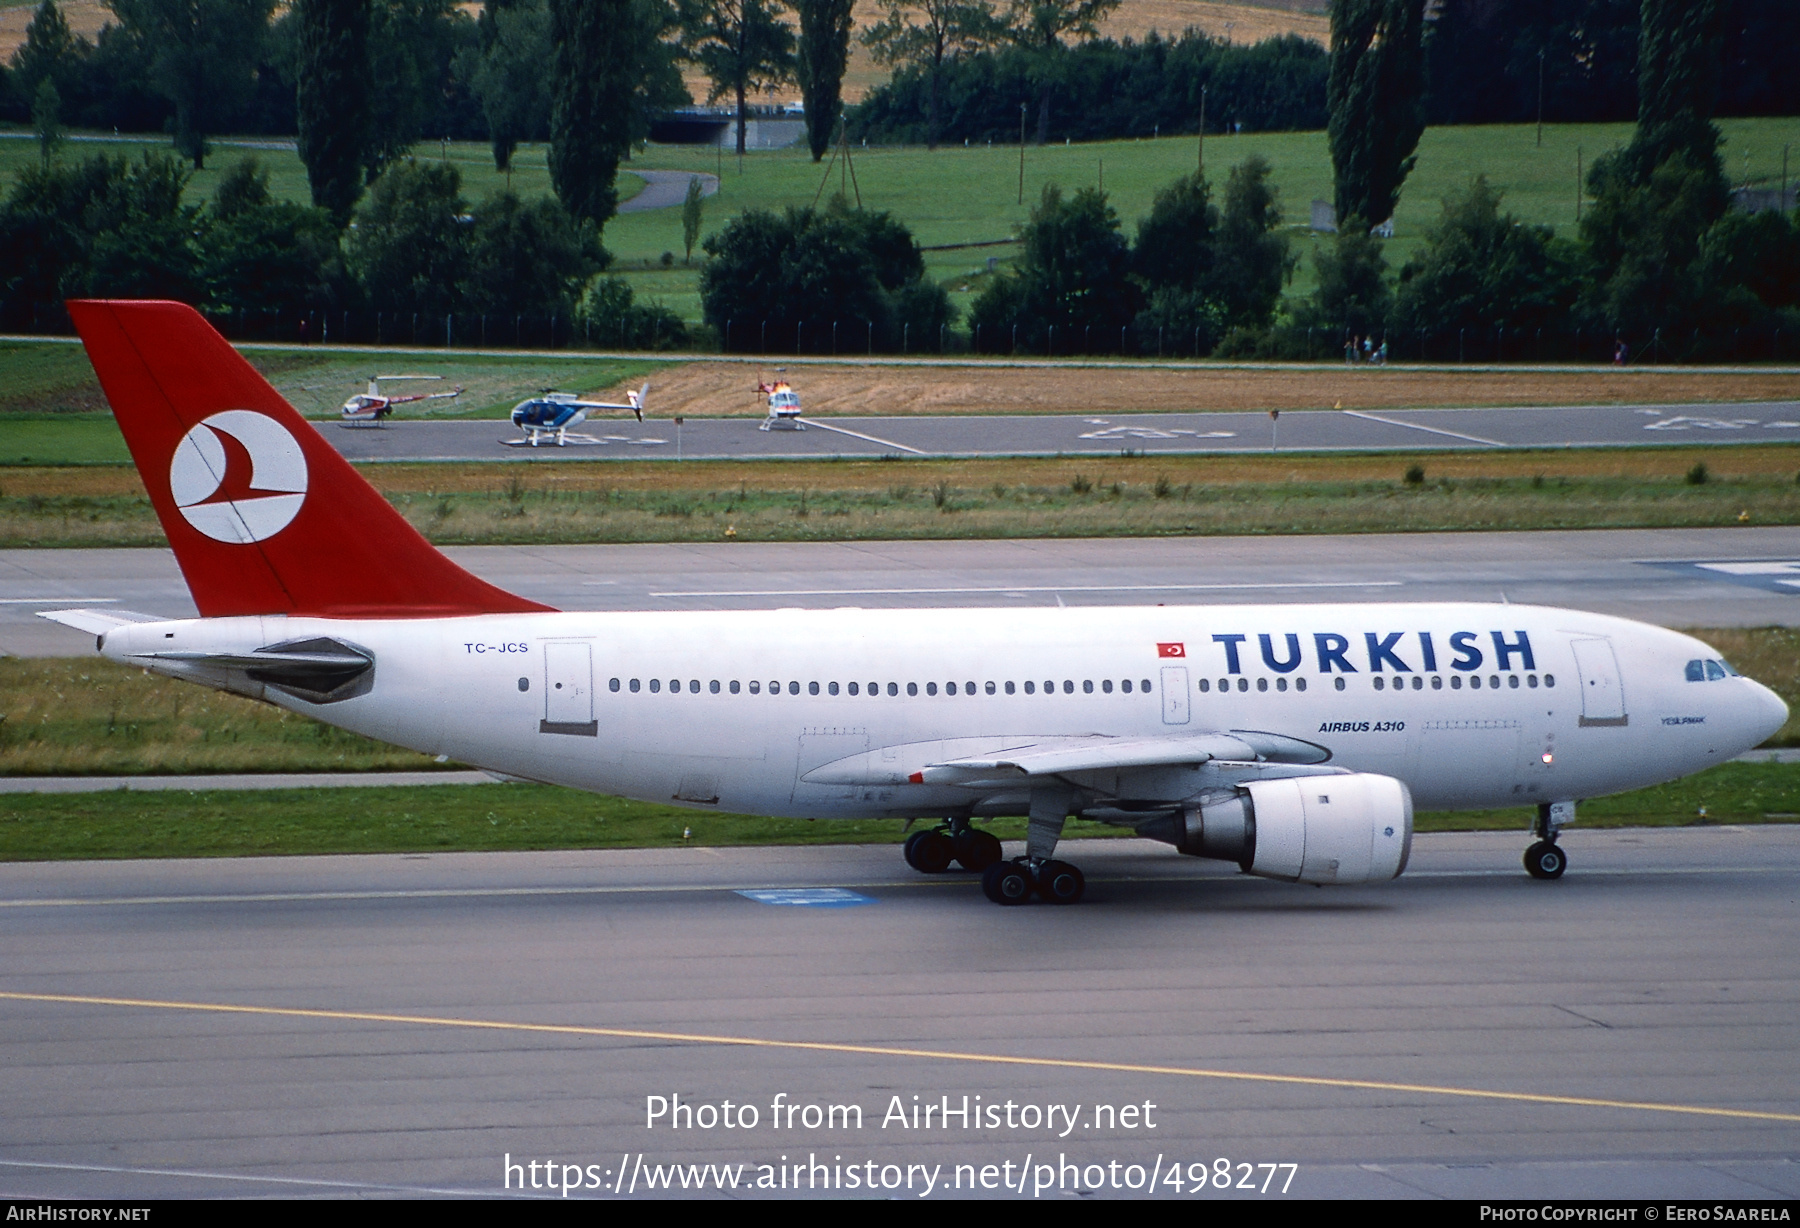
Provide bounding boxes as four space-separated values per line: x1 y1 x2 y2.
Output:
976 788 1086 906
903 819 1003 875
1524 800 1575 880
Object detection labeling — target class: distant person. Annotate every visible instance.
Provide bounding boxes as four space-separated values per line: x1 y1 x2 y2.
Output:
1346 337 1357 366
1377 340 1388 366
1362 336 1374 363
1614 340 1628 366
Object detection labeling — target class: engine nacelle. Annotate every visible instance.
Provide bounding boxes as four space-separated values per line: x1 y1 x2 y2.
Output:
1138 772 1413 885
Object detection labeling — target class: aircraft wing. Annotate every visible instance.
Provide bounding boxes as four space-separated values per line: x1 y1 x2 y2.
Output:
802 730 1329 787
37 608 168 636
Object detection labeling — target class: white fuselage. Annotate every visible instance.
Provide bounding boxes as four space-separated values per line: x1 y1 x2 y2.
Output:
101 602 1786 821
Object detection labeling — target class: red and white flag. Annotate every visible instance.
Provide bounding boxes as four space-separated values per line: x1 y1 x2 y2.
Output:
1157 642 1186 658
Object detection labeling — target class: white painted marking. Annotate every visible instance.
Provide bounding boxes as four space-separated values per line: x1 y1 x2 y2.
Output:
640 581 1405 598
0 597 118 604
737 887 874 907
1696 561 1800 576
0 1158 507 1198
801 419 929 454
1341 409 1504 446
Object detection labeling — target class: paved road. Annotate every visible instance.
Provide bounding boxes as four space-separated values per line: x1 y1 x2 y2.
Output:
618 170 719 214
328 401 1800 462
3 527 1797 657
2 829 1797 1199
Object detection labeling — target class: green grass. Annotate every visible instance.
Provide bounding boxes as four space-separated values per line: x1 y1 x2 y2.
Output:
0 762 1793 861
8 447 1800 548
0 414 132 464
15 118 1800 322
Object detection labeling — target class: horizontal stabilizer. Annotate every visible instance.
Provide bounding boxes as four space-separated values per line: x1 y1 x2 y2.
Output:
37 608 166 636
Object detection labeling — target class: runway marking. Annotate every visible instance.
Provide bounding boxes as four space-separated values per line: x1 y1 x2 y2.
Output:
0 1157 513 1198
3 989 1797 1127
801 419 929 455
0 597 118 604
643 581 1405 598
1341 410 1504 447
0 863 1792 909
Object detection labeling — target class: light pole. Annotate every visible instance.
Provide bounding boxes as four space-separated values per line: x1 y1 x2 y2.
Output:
1018 103 1027 205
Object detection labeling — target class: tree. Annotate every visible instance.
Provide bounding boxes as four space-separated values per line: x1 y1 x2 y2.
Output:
576 273 687 347
363 0 474 180
12 0 83 102
1578 0 1730 337
681 173 705 263
463 0 552 172
550 0 668 225
1132 171 1213 294
699 198 948 351
32 79 62 167
1002 0 1117 145
1393 176 1578 337
793 0 853 161
1326 0 1425 229
969 184 1136 351
680 0 794 156
1207 155 1291 328
860 0 992 150
463 190 605 316
344 158 468 315
295 0 372 225
203 158 347 315
1304 227 1390 337
107 0 275 168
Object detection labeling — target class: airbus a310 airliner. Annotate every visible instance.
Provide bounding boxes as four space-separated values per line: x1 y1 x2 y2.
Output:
45 301 1788 905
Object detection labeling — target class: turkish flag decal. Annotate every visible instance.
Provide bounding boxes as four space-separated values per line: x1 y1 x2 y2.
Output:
1157 642 1186 658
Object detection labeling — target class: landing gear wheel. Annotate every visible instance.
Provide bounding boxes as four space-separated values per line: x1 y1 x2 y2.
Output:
904 830 954 874
981 861 1034 904
1524 840 1566 880
1036 860 1085 905
954 830 1003 872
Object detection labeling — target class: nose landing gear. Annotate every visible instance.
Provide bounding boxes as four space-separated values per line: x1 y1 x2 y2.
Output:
1524 800 1575 880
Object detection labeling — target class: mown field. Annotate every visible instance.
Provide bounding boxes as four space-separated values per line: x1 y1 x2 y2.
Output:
6 117 1797 323
2 445 1798 547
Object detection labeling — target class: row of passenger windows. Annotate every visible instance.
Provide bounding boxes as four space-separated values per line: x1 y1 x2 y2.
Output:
611 677 1158 697
1204 673 1556 693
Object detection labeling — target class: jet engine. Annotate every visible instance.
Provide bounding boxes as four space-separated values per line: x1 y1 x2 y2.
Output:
1137 773 1413 885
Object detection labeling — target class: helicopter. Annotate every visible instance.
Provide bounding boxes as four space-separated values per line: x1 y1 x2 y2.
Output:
505 383 650 447
339 375 463 427
757 376 803 431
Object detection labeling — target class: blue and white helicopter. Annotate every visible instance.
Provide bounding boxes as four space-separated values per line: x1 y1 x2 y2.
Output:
504 383 650 447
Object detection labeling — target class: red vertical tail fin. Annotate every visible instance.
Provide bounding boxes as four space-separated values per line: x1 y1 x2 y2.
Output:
70 300 552 618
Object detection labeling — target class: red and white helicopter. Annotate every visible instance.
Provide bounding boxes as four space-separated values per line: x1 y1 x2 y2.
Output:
505 383 650 447
757 376 803 431
339 375 463 427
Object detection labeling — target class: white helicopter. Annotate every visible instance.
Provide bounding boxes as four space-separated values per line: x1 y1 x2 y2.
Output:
338 375 462 427
757 376 803 431
504 383 650 447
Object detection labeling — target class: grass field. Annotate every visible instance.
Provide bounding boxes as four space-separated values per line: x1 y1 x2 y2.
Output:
3 445 1799 547
7 117 1797 324
0 761 1793 861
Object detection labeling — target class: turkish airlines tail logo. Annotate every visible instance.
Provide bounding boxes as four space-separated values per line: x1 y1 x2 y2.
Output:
169 410 308 543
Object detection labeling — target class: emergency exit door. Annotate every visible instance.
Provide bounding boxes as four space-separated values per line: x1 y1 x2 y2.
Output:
1161 665 1191 725
541 641 598 736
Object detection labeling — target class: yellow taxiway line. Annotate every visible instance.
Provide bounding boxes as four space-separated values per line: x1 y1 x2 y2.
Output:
3 989 1796 1125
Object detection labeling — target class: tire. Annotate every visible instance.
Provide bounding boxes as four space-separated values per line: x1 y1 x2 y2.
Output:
1036 860 1085 905
955 830 1004 872
909 830 954 874
902 830 930 871
1524 840 1566 880
981 861 1034 904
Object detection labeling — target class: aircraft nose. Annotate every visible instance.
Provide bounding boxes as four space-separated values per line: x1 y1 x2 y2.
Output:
1745 679 1790 746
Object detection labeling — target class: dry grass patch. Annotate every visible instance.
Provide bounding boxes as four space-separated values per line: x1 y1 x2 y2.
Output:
593 361 1800 418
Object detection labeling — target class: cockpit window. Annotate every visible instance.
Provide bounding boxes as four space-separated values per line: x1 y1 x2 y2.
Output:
1720 659 1740 676
1686 660 1705 682
1705 660 1727 681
